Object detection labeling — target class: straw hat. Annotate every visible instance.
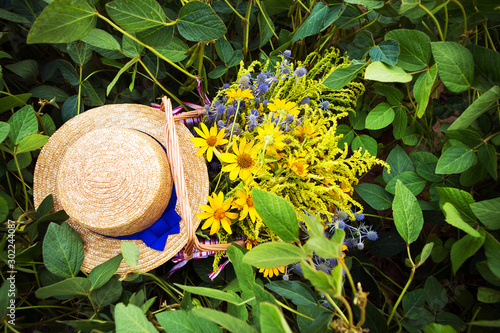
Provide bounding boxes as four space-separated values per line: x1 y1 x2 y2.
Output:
33 103 209 274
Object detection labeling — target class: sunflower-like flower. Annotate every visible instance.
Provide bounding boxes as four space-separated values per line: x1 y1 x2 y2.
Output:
219 138 259 181
225 88 253 104
258 265 286 278
256 122 287 153
245 237 258 250
196 192 238 235
267 98 299 116
293 124 318 141
190 123 228 162
233 186 260 222
288 154 309 177
338 244 348 265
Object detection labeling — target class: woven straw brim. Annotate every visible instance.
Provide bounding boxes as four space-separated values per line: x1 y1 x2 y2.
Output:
33 104 209 274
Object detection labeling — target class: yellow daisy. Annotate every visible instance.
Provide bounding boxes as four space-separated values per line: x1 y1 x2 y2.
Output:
233 186 260 222
196 192 238 235
288 154 309 177
245 237 258 250
190 123 228 162
258 265 286 278
293 124 318 141
338 245 348 265
219 138 259 181
256 123 287 153
267 98 299 116
225 88 253 104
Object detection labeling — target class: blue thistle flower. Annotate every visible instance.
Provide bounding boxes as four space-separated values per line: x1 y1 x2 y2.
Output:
300 97 310 105
222 83 230 89
250 108 259 116
357 242 365 250
337 210 349 221
295 67 307 78
257 72 268 84
366 230 378 241
320 100 330 111
282 67 291 75
283 50 292 58
355 212 365 221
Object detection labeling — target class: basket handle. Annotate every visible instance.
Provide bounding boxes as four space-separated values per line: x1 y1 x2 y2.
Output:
161 97 243 259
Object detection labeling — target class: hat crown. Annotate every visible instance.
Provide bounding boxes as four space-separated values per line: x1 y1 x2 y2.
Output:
57 127 172 236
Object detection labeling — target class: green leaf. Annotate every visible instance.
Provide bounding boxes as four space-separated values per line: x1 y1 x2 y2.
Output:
35 277 91 299
106 57 139 96
414 64 438 118
0 196 8 223
27 0 96 44
385 171 426 196
451 229 485 274
156 310 222 333
62 95 84 122
215 38 233 64
424 276 447 311
477 144 498 180
365 103 395 130
61 320 115 333
346 31 374 59
193 308 258 333
266 281 316 307
42 114 56 136
122 35 144 57
435 142 475 174
91 275 122 308
424 323 456 333
30 85 69 103
436 311 466 332
208 66 228 79
0 8 31 24
227 245 254 296
67 42 92 66
442 203 480 237
0 93 31 115
292 3 329 42
417 242 434 266
470 198 500 230
57 60 80 85
393 180 424 244
468 44 500 89
176 284 241 305
383 145 414 184
364 62 412 83
485 233 500 279
351 134 377 156
373 84 403 106
402 289 426 319
437 187 476 224
136 26 174 48
301 260 342 296
385 29 431 71
6 60 38 81
120 242 139 269
43 223 84 277
355 183 393 210
115 303 157 333
88 253 123 290
258 10 275 47
447 85 500 131
81 28 121 51
369 40 400 66
304 232 344 258
393 107 407 140
344 0 384 10
260 302 293 333
106 0 165 33
178 1 226 42
477 287 500 303
243 242 306 268
16 134 49 153
431 42 474 93
0 122 11 144
469 320 500 328
252 188 298 242
416 163 444 182
323 60 367 90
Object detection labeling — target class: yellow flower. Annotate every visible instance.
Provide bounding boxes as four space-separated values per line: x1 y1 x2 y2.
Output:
258 265 286 278
190 123 228 162
338 245 348 265
293 124 318 141
245 238 258 250
256 123 286 153
196 192 238 235
226 88 253 104
267 98 299 116
288 154 309 177
219 138 259 181
233 186 260 222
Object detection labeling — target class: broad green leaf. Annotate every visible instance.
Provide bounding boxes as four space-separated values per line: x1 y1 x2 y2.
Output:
393 107 407 140
0 8 31 24
266 281 316 307
136 26 174 48
424 276 447 311
91 275 122 308
260 302 293 333
67 42 92 66
122 35 144 57
417 242 434 266
176 284 241 305
0 93 31 115
106 0 166 33
477 144 498 180
470 198 500 230
30 85 69 103
0 123 10 143
43 223 84 277
304 235 340 258
424 323 456 333
450 229 485 274
385 171 426 196
435 142 475 174
62 95 83 122
106 57 139 96
227 245 254 296
193 308 258 333
36 277 91 299
6 60 38 81
346 31 374 59
258 10 274 47
323 60 367 90
364 62 412 83
365 103 395 130
16 134 49 153
82 81 105 107
352 134 377 156
7 152 31 172
27 0 96 44
447 129 484 149
88 253 123 290
81 28 121 51
383 145 414 183
414 65 438 118
57 60 80 86
410 151 438 167
301 260 342 296
393 180 423 244
477 261 500 287
402 289 426 319
385 29 431 71
61 320 115 333
369 40 400 66
252 188 298 242
485 233 500 279
243 242 306 268
355 183 393 210
372 84 403 106
215 38 233 64
156 310 222 333
468 44 500 89
477 287 500 303
416 162 443 182
115 303 157 333
121 242 139 269
447 86 500 130
178 1 226 42
442 203 480 237
208 66 228 79
437 187 476 224
431 42 474 93
0 196 8 222
292 3 331 42
345 0 384 10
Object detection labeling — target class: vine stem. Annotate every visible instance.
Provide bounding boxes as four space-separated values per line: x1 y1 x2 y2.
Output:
418 3 445 41
325 293 349 324
450 0 468 37
137 58 184 107
13 153 29 212
276 300 314 320
95 12 197 80
242 0 253 59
